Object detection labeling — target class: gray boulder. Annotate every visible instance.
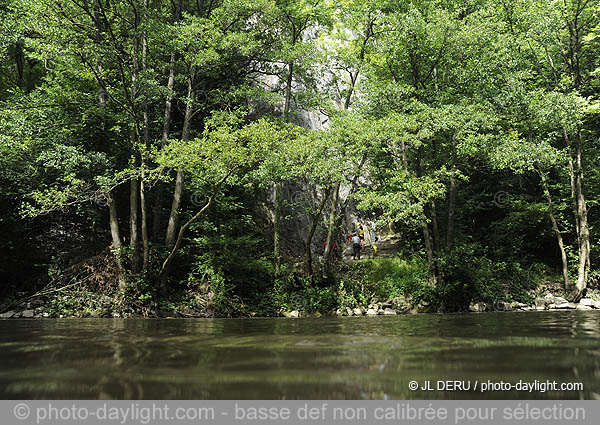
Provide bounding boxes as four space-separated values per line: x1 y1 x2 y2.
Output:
543 293 555 305
391 296 411 312
554 296 568 304
535 297 546 309
510 302 529 310
469 302 488 312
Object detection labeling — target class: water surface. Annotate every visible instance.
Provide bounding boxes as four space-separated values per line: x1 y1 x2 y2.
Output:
1 311 599 399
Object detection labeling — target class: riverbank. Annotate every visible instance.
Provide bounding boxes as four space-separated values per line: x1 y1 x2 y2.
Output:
1 256 598 319
2 287 599 320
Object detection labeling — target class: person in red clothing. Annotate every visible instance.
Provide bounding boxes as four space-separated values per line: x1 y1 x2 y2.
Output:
323 240 339 261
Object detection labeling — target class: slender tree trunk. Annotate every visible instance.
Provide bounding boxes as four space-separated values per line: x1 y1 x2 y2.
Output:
140 0 150 271
273 62 294 275
160 168 235 281
446 168 457 249
109 193 127 290
165 171 185 248
140 171 149 270
417 150 438 287
322 76 355 275
538 169 570 290
284 63 293 117
165 66 195 247
322 181 340 275
273 183 282 275
430 201 440 253
304 188 329 280
572 129 590 300
565 133 581 243
151 51 176 241
93 0 125 288
422 221 437 287
446 130 458 249
14 40 24 89
129 15 141 273
152 0 182 241
130 168 140 272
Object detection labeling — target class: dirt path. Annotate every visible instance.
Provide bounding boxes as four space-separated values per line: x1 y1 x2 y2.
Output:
341 234 402 261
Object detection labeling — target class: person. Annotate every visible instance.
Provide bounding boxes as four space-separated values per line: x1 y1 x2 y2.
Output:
323 240 339 260
332 242 338 261
371 241 378 258
352 233 361 260
358 224 365 243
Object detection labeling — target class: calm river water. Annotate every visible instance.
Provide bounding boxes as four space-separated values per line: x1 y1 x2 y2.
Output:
0 311 599 399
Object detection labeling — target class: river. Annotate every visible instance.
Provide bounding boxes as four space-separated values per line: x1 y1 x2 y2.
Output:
0 311 599 399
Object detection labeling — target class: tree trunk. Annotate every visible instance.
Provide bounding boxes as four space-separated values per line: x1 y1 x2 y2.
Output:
322 72 355 275
423 223 436 287
129 17 141 273
152 0 182 241
273 182 282 275
446 167 457 249
430 200 440 254
322 181 340 275
93 0 125 287
108 192 127 290
130 173 140 272
140 0 149 271
160 168 235 281
273 61 294 275
538 169 570 291
417 151 438 287
140 169 149 270
568 150 580 241
284 62 293 117
165 65 195 247
14 40 24 89
446 130 458 249
572 129 590 300
165 171 185 248
304 188 329 280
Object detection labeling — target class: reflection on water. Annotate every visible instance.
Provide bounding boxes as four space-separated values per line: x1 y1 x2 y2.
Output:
0 311 599 399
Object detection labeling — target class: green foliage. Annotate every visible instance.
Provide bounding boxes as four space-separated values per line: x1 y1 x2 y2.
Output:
437 243 540 310
365 257 429 300
2 0 599 316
